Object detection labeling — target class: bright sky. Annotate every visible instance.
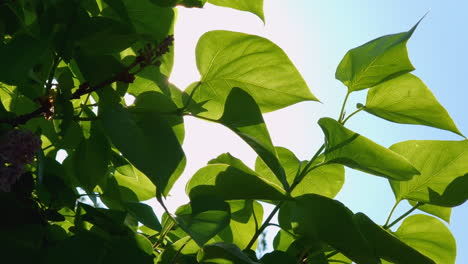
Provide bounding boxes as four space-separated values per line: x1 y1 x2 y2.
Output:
155 0 468 261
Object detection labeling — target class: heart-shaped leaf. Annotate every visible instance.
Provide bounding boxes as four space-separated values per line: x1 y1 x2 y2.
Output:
188 30 318 119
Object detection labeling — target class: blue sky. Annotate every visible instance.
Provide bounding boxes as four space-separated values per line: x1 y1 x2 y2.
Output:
167 1 468 262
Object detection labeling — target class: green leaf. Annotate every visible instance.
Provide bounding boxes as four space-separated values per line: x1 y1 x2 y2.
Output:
409 200 451 223
208 0 264 22
272 229 296 252
175 199 231 247
197 242 259 264
72 123 111 192
215 200 263 249
151 0 207 8
218 88 289 191
318 117 420 181
336 19 421 92
255 146 301 191
354 213 435 264
156 236 200 264
261 251 296 264
75 51 125 86
99 103 185 196
389 140 468 206
292 157 345 198
188 30 317 119
364 73 463 136
125 202 162 231
186 164 286 201
394 214 456 264
289 194 380 264
0 34 50 85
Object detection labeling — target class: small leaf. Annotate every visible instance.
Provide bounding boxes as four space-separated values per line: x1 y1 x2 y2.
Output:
365 73 463 136
125 202 162 231
188 30 317 119
389 140 468 206
290 194 380 264
175 198 231 247
208 0 264 22
354 213 435 264
409 200 451 223
292 157 345 198
186 164 286 201
197 242 259 264
318 117 420 181
218 88 289 191
100 103 185 196
336 19 421 92
215 200 263 249
72 124 111 192
394 214 456 264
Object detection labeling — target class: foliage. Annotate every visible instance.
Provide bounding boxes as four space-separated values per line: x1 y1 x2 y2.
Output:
0 0 465 263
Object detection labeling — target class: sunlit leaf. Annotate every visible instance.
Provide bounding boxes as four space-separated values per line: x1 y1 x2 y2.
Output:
318 117 420 181
290 194 380 264
409 200 451 223
175 199 231 247
208 0 264 22
354 213 435 264
156 236 200 264
390 140 468 206
365 73 463 136
336 19 421 92
394 214 456 264
218 88 289 191
188 30 317 119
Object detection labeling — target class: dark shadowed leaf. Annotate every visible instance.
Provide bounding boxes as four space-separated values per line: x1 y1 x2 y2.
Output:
261 251 296 264
156 236 200 264
125 202 162 231
197 242 259 264
175 199 231 247
290 194 380 264
354 213 435 264
365 74 463 136
188 30 317 119
318 117 420 181
389 140 468 206
208 0 264 22
99 102 185 196
336 19 421 92
218 88 289 191
394 214 456 264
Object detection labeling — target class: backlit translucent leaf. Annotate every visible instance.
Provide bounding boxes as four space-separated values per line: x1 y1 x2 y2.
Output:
292 157 344 198
389 140 468 206
156 236 200 264
218 88 289 191
354 213 435 264
318 117 419 181
197 242 259 264
365 74 463 136
208 0 264 22
215 200 263 249
394 214 456 264
175 199 231 247
409 200 451 223
336 20 421 92
186 164 286 201
188 30 317 119
290 194 380 264
99 103 185 196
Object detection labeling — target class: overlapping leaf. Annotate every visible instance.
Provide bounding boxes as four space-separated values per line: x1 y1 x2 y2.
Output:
389 140 468 206
217 88 289 191
336 19 421 92
409 200 452 223
187 30 317 119
365 73 463 136
208 0 264 22
318 117 420 181
394 214 456 264
197 242 259 264
289 194 380 264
